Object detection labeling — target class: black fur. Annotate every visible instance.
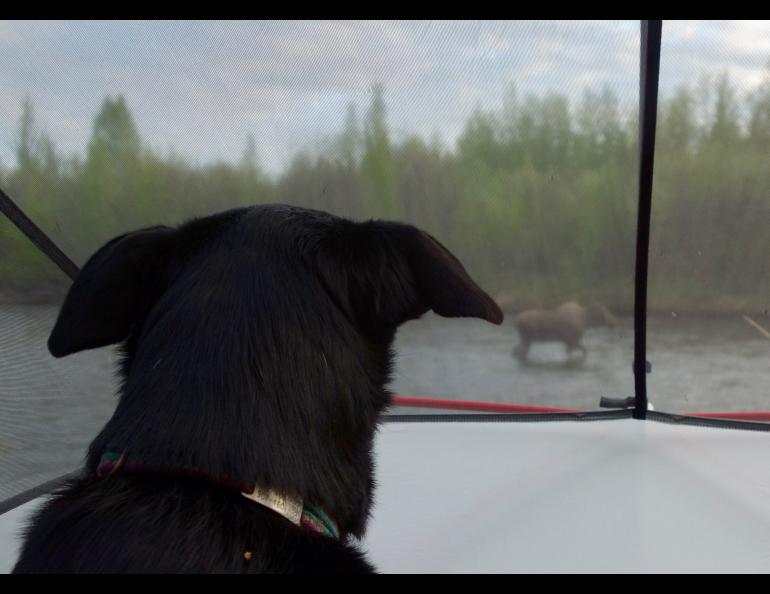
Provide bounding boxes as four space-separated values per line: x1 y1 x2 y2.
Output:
14 204 503 573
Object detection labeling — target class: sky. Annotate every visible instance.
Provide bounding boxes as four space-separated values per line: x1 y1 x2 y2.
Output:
1 20 769 175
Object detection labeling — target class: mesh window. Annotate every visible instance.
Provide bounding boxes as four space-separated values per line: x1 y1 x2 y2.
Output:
0 221 115 500
648 20 770 420
1 21 642 502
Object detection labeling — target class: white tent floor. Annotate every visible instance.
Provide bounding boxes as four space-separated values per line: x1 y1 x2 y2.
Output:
363 418 770 572
2 418 770 573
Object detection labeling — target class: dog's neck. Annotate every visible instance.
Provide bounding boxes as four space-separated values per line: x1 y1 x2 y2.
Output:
96 450 341 539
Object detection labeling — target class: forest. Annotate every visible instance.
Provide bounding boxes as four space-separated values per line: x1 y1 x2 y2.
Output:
2 71 769 315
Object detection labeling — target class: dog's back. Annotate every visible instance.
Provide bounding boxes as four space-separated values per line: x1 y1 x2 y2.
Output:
14 205 502 573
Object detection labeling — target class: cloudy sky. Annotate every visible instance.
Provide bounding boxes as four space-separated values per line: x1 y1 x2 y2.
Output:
1 20 769 175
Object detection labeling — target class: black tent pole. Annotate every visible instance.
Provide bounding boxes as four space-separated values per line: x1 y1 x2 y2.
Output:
633 20 662 420
0 187 79 281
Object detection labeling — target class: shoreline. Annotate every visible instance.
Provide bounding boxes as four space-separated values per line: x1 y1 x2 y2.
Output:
2 290 767 320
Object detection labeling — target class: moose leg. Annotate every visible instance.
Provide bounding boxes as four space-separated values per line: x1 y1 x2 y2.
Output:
513 337 531 362
565 340 587 362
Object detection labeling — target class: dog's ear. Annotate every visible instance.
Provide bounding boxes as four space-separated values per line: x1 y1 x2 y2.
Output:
48 226 177 357
317 221 503 335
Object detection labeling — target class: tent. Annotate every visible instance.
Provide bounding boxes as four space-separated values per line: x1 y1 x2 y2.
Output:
1 20 770 573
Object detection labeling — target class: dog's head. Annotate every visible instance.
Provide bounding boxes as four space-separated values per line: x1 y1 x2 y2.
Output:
48 204 503 536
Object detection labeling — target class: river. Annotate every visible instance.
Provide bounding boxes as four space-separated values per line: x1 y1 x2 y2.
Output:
2 304 769 501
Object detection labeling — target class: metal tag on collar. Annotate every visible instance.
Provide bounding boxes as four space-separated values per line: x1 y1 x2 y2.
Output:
241 485 304 526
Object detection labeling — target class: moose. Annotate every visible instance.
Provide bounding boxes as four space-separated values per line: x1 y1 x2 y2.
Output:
512 301 618 363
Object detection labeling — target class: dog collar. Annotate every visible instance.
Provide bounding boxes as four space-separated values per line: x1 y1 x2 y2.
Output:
241 485 340 539
97 450 340 540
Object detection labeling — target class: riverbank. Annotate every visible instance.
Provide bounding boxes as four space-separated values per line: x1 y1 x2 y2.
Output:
493 292 770 320
2 284 767 320
0 286 67 305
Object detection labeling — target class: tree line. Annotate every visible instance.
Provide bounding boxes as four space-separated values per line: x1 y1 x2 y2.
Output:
2 72 769 314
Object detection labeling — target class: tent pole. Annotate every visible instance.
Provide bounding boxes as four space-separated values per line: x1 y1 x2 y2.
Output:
0 187 79 281
633 20 662 420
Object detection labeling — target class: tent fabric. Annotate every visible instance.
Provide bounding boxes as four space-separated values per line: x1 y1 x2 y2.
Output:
1 21 769 572
362 419 770 573
2 418 769 573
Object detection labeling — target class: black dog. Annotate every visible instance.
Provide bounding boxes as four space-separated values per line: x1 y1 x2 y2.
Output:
13 204 503 573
